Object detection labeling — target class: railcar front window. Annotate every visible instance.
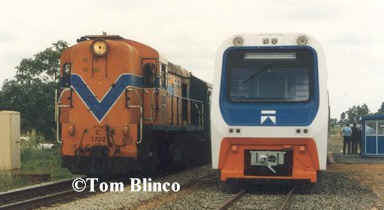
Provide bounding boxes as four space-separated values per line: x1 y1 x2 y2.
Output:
226 49 314 102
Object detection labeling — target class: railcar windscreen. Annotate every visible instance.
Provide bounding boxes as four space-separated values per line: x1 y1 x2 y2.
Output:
226 48 314 102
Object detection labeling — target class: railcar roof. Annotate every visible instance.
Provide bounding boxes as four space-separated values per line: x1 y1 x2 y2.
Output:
362 114 384 120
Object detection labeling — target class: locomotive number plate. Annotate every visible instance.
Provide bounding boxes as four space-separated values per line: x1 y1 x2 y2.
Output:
92 136 106 144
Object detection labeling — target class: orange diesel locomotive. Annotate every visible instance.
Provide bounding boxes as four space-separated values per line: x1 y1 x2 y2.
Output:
56 34 211 175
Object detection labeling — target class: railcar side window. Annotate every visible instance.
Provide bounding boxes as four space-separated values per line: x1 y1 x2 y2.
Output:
226 48 314 102
60 63 71 88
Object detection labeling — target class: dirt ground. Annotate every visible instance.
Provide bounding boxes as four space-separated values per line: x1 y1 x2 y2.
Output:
328 163 384 209
328 130 384 209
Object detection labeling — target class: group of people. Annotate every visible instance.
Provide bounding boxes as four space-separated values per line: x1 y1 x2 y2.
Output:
341 123 362 155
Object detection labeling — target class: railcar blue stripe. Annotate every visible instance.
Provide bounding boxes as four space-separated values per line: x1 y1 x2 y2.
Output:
71 74 144 122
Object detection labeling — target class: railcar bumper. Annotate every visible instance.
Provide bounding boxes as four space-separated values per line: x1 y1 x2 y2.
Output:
218 138 320 183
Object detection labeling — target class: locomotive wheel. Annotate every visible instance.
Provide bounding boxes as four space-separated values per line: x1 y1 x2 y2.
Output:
219 179 241 194
141 143 160 175
159 142 174 170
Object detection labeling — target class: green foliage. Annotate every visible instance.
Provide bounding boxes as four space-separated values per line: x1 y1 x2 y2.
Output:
329 118 338 128
341 104 370 125
20 145 71 179
0 41 69 140
377 102 384 114
0 174 29 192
20 135 72 179
0 134 72 192
340 112 346 123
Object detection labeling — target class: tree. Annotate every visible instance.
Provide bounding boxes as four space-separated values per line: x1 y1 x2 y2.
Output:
343 104 370 124
0 41 69 141
329 118 337 127
377 102 384 114
340 112 346 124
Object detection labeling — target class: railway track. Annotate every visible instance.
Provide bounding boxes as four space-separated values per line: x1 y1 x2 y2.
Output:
0 165 210 210
0 177 87 210
217 186 297 210
132 172 216 210
279 186 296 210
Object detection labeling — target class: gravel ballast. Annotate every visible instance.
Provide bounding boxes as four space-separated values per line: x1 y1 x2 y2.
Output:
156 171 377 210
39 165 213 210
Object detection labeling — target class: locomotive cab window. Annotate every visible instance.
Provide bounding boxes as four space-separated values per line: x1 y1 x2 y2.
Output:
60 63 71 88
143 63 155 88
226 48 315 102
161 64 167 89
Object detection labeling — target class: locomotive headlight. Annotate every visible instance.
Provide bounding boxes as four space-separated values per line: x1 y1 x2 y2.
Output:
91 40 108 56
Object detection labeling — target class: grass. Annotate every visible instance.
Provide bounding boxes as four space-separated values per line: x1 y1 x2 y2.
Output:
329 125 344 153
0 135 73 192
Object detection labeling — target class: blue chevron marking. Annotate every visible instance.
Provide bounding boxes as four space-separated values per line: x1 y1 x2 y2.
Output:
71 74 144 122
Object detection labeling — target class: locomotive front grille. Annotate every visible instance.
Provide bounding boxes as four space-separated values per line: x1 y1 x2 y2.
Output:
244 150 293 176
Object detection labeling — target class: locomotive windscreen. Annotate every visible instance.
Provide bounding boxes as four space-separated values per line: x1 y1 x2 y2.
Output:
226 48 314 102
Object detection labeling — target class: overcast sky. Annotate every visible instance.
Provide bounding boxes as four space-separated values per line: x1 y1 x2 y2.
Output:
1 0 383 119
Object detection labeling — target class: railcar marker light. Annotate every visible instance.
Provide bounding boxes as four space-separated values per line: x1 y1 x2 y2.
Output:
231 145 238 152
297 35 308 45
244 53 296 60
233 36 244 46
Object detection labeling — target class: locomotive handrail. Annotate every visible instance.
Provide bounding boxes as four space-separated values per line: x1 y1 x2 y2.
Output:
57 105 71 108
125 86 144 144
54 90 61 144
55 88 73 144
178 96 204 128
143 89 155 121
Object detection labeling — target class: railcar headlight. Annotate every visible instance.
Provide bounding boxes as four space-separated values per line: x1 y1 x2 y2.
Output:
297 35 308 45
233 36 244 46
91 39 108 56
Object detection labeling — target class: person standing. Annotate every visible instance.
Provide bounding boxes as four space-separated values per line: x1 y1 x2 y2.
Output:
351 123 360 154
341 124 352 155
356 124 362 154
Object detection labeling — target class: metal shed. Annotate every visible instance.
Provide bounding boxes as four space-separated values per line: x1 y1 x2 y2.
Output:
361 114 384 157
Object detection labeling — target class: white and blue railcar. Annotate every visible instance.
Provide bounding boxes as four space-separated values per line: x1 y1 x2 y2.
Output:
211 34 328 187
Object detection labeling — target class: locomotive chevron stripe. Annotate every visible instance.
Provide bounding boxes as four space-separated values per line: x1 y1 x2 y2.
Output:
71 74 144 122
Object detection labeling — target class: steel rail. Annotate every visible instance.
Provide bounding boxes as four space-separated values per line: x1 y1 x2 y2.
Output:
0 177 85 210
217 190 246 210
279 186 296 210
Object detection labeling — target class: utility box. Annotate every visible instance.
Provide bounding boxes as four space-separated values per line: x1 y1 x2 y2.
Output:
0 111 21 170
